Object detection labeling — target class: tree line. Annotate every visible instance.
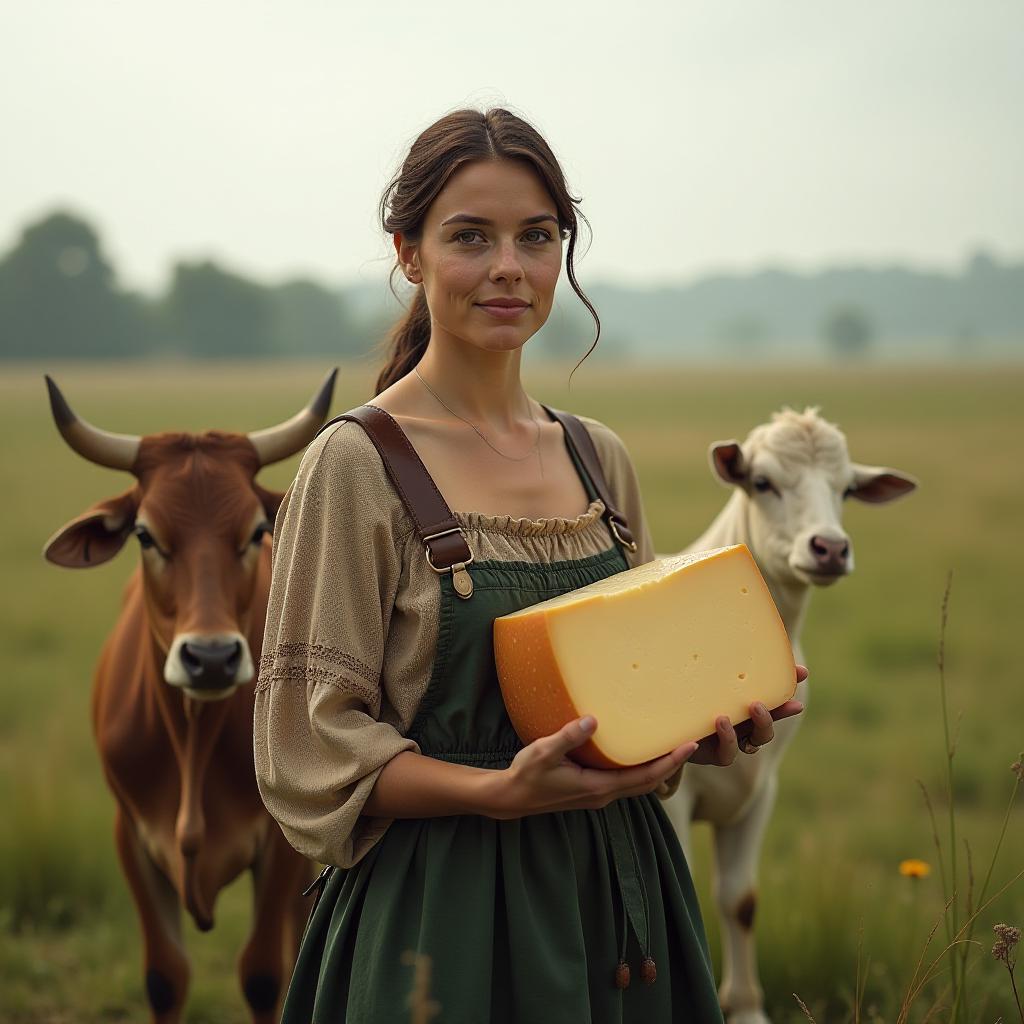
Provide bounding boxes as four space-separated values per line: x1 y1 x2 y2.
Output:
1 209 1021 361
0 211 384 361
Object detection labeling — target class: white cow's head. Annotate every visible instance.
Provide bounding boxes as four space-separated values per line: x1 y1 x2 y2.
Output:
711 407 916 587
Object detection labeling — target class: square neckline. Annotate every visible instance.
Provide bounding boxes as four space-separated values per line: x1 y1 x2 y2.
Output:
364 400 606 536
452 497 608 537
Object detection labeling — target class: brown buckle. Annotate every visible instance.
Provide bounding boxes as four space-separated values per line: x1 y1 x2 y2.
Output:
609 517 638 553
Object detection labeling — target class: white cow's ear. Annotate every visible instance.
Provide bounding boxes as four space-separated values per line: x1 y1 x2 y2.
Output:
710 441 746 486
847 464 918 504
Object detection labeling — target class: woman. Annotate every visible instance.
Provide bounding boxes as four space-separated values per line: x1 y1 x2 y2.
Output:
254 107 805 1023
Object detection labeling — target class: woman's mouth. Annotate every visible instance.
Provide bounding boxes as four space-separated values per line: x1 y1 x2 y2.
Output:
475 300 530 320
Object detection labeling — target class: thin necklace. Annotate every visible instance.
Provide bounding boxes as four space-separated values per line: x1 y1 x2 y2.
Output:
414 366 544 477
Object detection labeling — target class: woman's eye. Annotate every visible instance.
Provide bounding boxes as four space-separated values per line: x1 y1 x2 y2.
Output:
250 524 269 546
454 230 485 245
522 229 552 244
753 477 775 494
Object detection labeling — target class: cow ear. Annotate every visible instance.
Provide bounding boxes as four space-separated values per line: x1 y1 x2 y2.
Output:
847 464 918 504
254 482 288 530
709 441 746 486
44 488 138 568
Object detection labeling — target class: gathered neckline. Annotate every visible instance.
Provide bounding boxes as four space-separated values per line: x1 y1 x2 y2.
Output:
452 498 606 537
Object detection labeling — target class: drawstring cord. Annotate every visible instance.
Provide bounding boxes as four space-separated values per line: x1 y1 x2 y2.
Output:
598 802 657 989
622 807 658 985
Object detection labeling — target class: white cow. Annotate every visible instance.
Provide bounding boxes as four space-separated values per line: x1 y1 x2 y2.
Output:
660 407 917 1024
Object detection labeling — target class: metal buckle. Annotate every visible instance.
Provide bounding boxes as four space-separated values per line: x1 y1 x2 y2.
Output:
609 517 638 553
423 527 475 574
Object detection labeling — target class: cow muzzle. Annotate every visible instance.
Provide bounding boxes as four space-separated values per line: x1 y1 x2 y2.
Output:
790 532 854 586
164 631 254 700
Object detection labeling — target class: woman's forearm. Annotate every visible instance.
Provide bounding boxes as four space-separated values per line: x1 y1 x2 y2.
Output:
361 750 505 819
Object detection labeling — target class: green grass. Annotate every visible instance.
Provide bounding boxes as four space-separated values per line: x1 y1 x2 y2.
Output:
1 359 1021 1022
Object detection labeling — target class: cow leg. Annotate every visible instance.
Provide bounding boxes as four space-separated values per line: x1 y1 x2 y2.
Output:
114 807 190 1024
713 774 778 1024
661 780 697 864
286 853 318 959
238 827 313 1024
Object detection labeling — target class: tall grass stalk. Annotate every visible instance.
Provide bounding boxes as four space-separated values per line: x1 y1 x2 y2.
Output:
935 573 963 1019
903 570 1023 1020
898 864 1024 1019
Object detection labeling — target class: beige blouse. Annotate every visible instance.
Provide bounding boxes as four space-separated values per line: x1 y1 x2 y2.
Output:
254 411 664 870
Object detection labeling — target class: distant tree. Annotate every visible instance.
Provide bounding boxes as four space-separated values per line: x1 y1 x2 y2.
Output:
529 296 619 361
821 305 874 358
966 248 998 277
271 279 363 357
0 211 151 358
716 313 770 353
165 260 275 357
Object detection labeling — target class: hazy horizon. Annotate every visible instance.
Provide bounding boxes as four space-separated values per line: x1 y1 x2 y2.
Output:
3 1 1022 291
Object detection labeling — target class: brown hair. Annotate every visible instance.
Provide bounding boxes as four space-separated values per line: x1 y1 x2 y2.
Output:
373 107 601 395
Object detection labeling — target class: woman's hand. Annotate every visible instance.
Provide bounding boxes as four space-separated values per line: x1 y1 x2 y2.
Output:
486 664 808 818
689 663 808 766
488 716 699 820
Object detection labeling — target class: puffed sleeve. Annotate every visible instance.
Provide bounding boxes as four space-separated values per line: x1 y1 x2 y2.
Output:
577 415 656 569
254 420 420 868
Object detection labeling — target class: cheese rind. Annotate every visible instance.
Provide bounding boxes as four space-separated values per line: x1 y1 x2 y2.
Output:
493 544 795 768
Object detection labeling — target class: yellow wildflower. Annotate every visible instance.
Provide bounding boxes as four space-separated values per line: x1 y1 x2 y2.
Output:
899 859 931 879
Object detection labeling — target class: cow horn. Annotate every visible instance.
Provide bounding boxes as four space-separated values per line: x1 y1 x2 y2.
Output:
45 375 141 471
247 367 338 467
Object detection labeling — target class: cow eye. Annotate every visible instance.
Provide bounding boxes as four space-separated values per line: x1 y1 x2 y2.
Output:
842 485 855 500
134 526 156 550
753 477 774 494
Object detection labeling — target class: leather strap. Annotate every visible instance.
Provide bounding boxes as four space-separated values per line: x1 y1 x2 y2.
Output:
313 401 637 567
314 404 473 572
540 404 638 553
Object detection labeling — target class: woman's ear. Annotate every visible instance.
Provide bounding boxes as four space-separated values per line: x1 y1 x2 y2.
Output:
393 232 422 284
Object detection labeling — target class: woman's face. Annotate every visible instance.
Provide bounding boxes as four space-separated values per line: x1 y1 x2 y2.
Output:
395 158 563 354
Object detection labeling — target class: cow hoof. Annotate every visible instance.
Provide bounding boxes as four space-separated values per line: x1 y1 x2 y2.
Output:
243 972 280 1015
145 968 177 1015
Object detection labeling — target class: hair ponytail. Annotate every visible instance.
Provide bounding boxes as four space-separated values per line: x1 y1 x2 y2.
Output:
374 285 431 395
372 107 600 396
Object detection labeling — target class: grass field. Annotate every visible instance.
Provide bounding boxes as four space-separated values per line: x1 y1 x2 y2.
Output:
1 358 1021 1022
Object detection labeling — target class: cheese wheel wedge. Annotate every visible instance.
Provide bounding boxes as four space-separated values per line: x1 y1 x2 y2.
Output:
493 544 795 768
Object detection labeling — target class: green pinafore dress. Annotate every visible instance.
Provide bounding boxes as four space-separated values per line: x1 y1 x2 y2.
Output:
282 404 723 1023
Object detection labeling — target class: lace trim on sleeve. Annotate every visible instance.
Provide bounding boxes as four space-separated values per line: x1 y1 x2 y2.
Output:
257 641 379 707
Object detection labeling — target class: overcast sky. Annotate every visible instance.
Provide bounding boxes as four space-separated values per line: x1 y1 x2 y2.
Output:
2 1 1021 292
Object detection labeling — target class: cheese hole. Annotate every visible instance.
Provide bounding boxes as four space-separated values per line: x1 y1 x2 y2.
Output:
740 587 749 595
691 653 699 661
738 672 747 680
631 663 639 670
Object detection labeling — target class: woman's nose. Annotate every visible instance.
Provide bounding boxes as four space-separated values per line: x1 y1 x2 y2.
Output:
488 240 524 283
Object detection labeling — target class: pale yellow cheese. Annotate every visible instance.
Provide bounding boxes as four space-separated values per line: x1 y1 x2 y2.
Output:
493 544 795 768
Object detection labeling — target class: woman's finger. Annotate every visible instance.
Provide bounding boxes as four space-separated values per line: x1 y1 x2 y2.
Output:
796 663 809 684
746 702 775 749
768 698 804 722
715 715 739 766
539 716 597 765
593 745 696 798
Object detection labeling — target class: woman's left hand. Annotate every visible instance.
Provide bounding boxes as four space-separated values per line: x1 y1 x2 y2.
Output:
688 663 808 767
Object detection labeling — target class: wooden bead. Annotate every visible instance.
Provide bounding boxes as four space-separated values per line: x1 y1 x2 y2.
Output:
614 960 631 989
640 956 657 985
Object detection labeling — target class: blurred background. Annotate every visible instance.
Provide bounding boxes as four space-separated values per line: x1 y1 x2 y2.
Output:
2 1 1021 1021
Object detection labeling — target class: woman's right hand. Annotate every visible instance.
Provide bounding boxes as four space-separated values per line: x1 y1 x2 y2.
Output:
487 716 698 820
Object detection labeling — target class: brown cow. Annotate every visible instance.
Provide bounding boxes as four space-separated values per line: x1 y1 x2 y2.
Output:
43 372 336 1024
